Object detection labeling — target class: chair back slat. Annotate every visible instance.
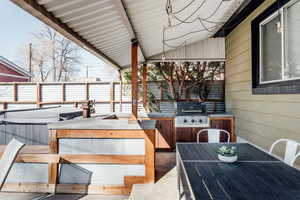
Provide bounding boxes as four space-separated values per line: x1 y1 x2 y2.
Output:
197 129 230 143
207 129 221 143
285 140 298 166
269 139 300 167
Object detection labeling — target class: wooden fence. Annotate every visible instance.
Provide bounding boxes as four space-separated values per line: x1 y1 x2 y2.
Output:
0 81 225 113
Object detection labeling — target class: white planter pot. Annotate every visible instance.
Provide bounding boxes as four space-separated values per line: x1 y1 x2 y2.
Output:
218 154 238 163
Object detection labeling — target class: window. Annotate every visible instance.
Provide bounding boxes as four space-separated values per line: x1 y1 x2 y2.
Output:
285 0 300 79
259 0 300 84
260 12 282 83
252 0 300 94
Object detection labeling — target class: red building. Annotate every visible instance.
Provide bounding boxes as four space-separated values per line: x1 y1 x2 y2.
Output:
0 56 31 82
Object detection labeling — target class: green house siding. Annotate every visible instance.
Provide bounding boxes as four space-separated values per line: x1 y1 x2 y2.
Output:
225 0 300 157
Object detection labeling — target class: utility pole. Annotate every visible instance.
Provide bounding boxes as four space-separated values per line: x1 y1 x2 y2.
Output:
29 43 32 82
86 65 89 80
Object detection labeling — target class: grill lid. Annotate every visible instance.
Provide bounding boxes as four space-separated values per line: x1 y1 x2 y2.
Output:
176 101 207 116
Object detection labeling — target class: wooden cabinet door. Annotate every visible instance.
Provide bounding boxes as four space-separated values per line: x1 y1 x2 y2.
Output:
210 118 235 142
174 117 235 143
156 120 174 149
176 128 204 143
176 127 193 142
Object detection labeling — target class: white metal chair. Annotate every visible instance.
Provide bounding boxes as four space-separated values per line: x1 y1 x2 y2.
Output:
196 129 231 143
269 139 300 166
0 138 25 189
292 151 300 167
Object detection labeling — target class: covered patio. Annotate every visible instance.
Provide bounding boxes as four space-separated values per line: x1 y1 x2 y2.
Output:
1 0 300 199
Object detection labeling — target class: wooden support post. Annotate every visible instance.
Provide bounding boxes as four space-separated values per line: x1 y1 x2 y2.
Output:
142 64 147 111
29 43 32 82
231 117 236 142
48 130 58 185
62 83 65 102
49 130 58 154
119 71 123 113
82 103 91 118
86 83 89 101
160 82 163 101
159 82 163 110
48 163 58 184
36 83 41 108
144 129 155 183
3 102 7 110
13 83 17 102
131 39 138 119
110 82 114 112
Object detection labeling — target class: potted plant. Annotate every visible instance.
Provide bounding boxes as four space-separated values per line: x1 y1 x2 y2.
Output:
217 146 238 163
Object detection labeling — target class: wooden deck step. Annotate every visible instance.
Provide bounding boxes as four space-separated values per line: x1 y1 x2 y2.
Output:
129 167 177 200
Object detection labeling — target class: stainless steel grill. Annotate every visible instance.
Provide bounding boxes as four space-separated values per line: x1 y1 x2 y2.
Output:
174 102 210 128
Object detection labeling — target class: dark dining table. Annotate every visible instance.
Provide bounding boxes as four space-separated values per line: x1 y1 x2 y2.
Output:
176 143 300 200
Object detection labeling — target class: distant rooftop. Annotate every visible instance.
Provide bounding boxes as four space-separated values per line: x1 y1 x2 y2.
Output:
0 55 31 77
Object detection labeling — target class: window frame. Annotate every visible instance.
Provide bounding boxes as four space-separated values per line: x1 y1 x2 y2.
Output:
252 0 300 94
283 0 300 81
259 11 283 84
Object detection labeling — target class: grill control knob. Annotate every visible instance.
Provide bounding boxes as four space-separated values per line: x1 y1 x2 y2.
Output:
191 119 195 123
199 119 203 123
183 119 187 123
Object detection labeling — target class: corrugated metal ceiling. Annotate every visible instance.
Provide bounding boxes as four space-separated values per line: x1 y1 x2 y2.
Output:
14 0 245 68
124 0 244 57
37 0 138 68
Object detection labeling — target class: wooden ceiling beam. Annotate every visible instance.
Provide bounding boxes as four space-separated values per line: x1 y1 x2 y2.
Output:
111 0 146 60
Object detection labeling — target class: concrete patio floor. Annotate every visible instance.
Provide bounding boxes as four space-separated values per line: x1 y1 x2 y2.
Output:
129 152 177 200
0 193 129 200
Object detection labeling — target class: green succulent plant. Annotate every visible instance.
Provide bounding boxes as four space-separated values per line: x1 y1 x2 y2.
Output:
217 146 237 157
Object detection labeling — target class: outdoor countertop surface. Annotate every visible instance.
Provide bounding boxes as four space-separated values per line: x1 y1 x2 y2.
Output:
114 112 234 118
48 118 156 130
114 112 175 118
208 113 234 118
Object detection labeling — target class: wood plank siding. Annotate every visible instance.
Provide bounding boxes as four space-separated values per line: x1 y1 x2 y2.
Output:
225 0 300 158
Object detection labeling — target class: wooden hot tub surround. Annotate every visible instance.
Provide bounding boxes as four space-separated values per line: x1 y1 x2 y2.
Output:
0 119 156 195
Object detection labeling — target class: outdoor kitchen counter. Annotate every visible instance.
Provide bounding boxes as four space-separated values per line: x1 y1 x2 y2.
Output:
48 118 156 130
46 118 156 194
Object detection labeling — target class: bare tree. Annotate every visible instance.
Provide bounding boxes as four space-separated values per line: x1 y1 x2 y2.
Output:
155 62 224 101
120 62 224 111
22 26 80 82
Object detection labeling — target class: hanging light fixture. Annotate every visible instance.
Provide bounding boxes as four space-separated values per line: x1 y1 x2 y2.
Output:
277 21 282 33
166 0 173 15
162 27 166 60
277 0 282 34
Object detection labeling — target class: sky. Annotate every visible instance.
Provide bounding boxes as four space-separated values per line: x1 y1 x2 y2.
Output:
0 0 119 81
